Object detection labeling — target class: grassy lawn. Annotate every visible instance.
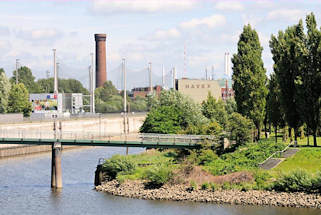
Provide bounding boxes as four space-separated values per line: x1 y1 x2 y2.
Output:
271 147 321 175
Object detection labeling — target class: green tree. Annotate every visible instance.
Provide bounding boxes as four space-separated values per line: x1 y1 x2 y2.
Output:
297 13 321 146
11 66 41 93
8 83 32 117
270 20 306 143
266 73 285 143
95 81 118 103
232 24 268 140
0 68 11 113
140 90 206 134
201 92 228 129
225 98 237 115
228 112 253 147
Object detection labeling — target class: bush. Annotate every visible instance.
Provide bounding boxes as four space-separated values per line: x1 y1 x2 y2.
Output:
254 170 271 190
102 155 136 180
272 170 313 192
312 171 321 193
144 165 173 187
201 182 210 190
189 181 198 191
222 182 232 190
198 149 218 165
228 112 253 147
209 182 216 191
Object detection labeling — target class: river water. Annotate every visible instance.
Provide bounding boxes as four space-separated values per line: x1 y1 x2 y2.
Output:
0 147 320 215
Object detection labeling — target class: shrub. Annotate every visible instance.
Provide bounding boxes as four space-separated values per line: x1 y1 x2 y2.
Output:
222 182 231 190
272 170 313 192
198 149 218 165
312 171 321 193
254 170 271 190
144 165 173 187
190 181 198 191
201 182 210 190
228 112 253 147
102 155 136 180
209 182 216 192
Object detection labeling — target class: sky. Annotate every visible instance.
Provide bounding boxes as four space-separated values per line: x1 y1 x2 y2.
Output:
0 0 321 89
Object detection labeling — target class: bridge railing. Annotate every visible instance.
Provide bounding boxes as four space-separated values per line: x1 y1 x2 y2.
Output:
0 129 218 145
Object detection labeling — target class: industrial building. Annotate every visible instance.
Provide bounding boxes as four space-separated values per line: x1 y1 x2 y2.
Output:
29 93 83 119
129 85 162 98
176 79 221 103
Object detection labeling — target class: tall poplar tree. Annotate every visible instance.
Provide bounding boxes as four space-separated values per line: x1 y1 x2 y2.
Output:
232 24 268 140
298 13 321 146
270 21 306 143
266 72 284 143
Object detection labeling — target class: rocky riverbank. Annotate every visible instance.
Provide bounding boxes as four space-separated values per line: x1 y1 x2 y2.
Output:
96 180 321 209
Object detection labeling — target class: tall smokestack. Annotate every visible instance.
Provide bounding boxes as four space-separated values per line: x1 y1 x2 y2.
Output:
95 34 107 88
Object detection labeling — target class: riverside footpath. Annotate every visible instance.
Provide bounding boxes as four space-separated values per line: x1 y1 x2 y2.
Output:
96 180 321 209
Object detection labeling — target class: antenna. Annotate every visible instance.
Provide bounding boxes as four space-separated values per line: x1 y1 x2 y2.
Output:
184 42 186 78
211 65 214 80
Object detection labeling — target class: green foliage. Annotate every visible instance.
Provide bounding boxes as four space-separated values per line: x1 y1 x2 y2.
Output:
201 182 210 190
37 77 89 94
189 181 198 191
7 83 32 117
204 138 286 175
140 90 206 134
130 96 147 112
95 81 118 102
96 95 123 113
209 182 216 191
11 66 42 93
102 155 136 180
273 170 313 193
222 182 232 190
144 165 173 187
0 69 10 113
198 149 218 165
266 73 285 142
232 24 268 140
228 112 253 146
225 98 237 115
253 170 272 189
201 93 228 129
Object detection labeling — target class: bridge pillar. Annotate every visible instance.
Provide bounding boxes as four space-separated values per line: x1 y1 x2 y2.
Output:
51 142 62 189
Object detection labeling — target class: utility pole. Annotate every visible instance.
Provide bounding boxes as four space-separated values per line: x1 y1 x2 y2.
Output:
184 42 186 78
53 49 58 94
148 62 152 94
172 67 176 90
89 65 93 113
162 64 165 88
205 67 208 80
15 59 19 84
211 65 215 80
90 53 95 114
122 58 129 155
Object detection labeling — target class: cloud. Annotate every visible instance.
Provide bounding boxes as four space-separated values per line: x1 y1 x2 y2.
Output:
91 0 197 14
148 28 180 40
215 1 244 11
0 26 10 36
16 28 63 45
267 9 306 22
0 40 11 55
180 14 226 29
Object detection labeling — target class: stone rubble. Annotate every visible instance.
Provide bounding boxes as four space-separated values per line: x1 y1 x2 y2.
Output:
95 180 321 209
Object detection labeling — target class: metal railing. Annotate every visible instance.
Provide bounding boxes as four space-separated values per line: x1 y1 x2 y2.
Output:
258 141 294 167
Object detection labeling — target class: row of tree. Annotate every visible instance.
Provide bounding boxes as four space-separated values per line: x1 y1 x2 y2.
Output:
0 69 32 116
95 81 148 113
232 13 321 146
141 90 253 148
